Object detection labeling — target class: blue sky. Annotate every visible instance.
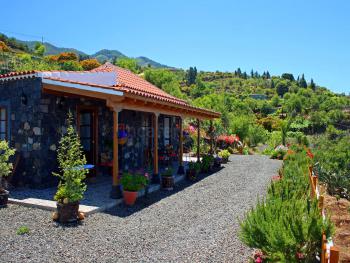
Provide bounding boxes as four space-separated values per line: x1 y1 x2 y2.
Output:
1 0 349 93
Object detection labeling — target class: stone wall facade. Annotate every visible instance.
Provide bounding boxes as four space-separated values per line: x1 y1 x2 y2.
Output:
0 78 180 188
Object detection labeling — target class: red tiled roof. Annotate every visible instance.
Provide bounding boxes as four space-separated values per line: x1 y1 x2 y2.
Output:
0 63 220 118
91 62 188 106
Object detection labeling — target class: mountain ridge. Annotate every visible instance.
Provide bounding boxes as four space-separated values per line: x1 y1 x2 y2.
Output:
16 38 170 68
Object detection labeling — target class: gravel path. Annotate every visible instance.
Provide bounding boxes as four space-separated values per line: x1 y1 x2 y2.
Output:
0 155 281 263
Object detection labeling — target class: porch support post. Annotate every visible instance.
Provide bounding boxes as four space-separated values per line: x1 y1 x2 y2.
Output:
177 116 185 175
209 120 214 154
197 118 200 163
110 107 122 199
152 112 160 183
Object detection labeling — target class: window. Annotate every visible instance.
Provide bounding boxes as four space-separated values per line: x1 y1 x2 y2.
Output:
0 107 7 140
164 117 170 145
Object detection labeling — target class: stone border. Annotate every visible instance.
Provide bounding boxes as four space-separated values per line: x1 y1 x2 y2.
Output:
8 174 186 215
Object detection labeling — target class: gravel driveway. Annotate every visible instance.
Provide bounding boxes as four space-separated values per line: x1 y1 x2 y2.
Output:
0 155 281 263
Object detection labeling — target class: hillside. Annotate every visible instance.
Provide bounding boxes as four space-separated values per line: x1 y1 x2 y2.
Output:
1 33 169 68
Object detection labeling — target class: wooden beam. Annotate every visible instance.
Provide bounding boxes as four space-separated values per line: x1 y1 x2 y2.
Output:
329 247 340 263
197 118 200 162
179 117 183 166
112 109 120 186
153 112 160 183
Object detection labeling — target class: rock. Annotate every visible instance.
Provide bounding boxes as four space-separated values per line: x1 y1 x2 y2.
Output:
33 143 40 150
39 104 49 113
33 127 41 136
24 122 30 130
49 144 56 151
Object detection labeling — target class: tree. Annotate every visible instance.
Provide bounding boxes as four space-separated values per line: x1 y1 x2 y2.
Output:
0 41 10 52
53 112 88 203
299 74 307 88
61 61 83 71
0 140 15 193
276 81 289 97
34 42 46 56
115 57 140 73
80 59 101 70
187 66 197 85
266 71 271 79
310 78 316 91
281 73 295 81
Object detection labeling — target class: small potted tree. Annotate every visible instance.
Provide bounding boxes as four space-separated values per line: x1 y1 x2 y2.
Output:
161 167 174 190
52 113 88 223
120 172 148 206
200 155 214 173
0 140 15 208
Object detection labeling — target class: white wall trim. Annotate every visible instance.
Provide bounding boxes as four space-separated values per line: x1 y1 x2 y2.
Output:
42 78 123 96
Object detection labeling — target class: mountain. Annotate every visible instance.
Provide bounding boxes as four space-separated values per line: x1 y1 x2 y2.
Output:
14 36 170 68
18 40 88 57
135 56 169 68
91 49 126 63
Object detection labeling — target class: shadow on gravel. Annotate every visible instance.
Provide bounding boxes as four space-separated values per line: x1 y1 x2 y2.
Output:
102 167 223 218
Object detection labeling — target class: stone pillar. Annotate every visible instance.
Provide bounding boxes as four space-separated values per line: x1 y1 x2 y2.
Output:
110 107 122 199
177 117 185 175
152 112 160 183
197 118 200 163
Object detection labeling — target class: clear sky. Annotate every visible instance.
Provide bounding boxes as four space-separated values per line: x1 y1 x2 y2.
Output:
1 0 349 93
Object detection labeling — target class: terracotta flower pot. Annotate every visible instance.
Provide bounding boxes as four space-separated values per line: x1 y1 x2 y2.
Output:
123 190 138 206
0 190 9 208
56 201 79 223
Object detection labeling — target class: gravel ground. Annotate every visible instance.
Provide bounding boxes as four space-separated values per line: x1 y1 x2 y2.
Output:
0 155 281 263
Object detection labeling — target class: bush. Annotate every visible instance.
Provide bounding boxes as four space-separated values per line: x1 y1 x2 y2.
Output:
240 150 334 261
218 149 230 159
16 226 30 235
0 41 10 52
53 113 88 203
80 59 101 70
61 61 83 71
0 140 15 192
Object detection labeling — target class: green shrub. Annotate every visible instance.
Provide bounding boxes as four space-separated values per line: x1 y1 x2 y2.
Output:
16 226 30 235
218 149 230 159
53 113 88 203
240 150 334 261
0 140 15 192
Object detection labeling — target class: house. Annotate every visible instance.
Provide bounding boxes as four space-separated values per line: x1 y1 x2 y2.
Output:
0 62 220 197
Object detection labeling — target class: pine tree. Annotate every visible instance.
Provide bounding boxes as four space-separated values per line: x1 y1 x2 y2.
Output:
310 78 316 91
266 71 271 79
237 67 242 77
250 69 254 78
299 74 307 88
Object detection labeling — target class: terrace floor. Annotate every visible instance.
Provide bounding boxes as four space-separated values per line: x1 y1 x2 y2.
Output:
0 155 282 263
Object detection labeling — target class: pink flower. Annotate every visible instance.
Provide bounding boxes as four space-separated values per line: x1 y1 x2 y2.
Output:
255 256 263 263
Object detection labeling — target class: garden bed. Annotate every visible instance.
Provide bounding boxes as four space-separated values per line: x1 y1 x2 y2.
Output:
324 194 350 263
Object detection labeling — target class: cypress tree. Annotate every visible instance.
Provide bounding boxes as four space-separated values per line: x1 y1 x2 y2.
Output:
299 74 307 88
310 78 316 91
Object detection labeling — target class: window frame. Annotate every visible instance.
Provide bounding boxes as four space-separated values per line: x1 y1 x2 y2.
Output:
0 106 8 141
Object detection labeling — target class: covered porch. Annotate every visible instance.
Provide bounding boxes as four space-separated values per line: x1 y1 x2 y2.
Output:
40 65 220 199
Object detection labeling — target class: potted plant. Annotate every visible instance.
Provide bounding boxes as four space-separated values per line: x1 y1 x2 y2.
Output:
0 140 15 208
187 161 200 181
161 167 174 190
52 113 88 223
201 155 214 173
218 149 230 164
118 129 128 145
120 172 148 206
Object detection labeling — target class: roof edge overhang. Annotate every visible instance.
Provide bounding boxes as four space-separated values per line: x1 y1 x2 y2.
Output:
42 78 124 97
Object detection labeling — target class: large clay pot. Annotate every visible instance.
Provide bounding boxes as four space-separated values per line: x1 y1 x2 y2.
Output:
123 190 138 206
0 190 9 208
161 176 174 190
56 201 79 223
